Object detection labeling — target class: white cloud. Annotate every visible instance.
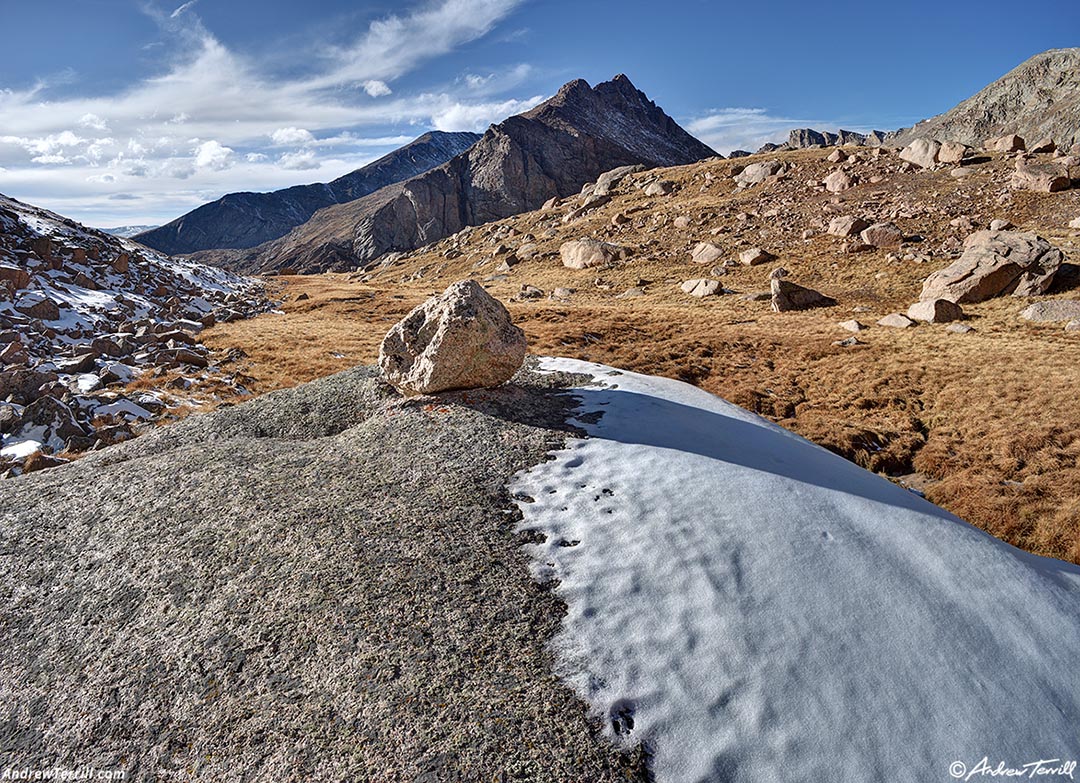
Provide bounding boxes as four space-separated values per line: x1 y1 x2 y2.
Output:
362 80 392 98
31 154 71 165
245 152 268 162
270 127 316 146
78 113 109 131
193 140 233 169
171 0 198 19
686 108 867 155
278 150 320 170
430 95 543 132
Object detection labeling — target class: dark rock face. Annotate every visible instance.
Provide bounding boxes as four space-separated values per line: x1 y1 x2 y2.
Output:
134 131 480 255
889 48 1080 149
227 74 717 274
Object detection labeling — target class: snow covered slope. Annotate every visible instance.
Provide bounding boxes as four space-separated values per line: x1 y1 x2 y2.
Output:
511 358 1080 782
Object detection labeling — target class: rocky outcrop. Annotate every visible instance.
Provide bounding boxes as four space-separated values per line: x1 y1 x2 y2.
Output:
919 230 1064 303
379 281 526 395
135 131 480 255
224 75 716 274
784 128 885 149
890 49 1080 149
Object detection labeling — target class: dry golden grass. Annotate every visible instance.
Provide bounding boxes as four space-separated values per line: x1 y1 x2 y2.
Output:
201 147 1080 563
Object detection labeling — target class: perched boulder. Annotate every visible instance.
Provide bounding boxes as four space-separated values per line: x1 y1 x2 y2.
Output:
734 160 783 188
1019 300 1080 322
907 299 964 324
828 216 870 238
680 279 723 298
379 280 526 396
899 139 942 169
877 313 916 328
1009 161 1070 193
560 239 628 270
690 242 725 265
739 247 776 266
770 269 836 312
919 230 1063 303
860 222 904 249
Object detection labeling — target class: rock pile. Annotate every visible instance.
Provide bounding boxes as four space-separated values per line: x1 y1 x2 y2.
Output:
0 194 271 476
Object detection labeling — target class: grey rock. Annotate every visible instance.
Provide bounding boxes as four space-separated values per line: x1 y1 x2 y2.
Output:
1020 300 1080 322
907 299 964 324
920 230 1063 303
877 313 917 328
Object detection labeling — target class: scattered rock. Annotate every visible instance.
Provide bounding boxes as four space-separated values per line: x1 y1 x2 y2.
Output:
734 160 783 188
739 247 776 266
1010 161 1071 193
560 239 629 270
823 170 856 193
946 323 975 334
378 280 526 396
990 219 1014 231
985 134 1026 152
828 216 870 238
1065 320 1080 332
877 313 916 328
899 138 942 169
919 230 1063 303
690 242 724 265
938 141 969 165
593 165 645 196
644 180 675 197
681 279 722 298
616 287 646 299
1030 138 1056 154
907 299 964 324
860 222 904 249
770 269 836 312
1019 300 1080 322
838 320 866 332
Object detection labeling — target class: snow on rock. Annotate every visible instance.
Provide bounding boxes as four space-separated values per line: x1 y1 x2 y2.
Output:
511 357 1080 782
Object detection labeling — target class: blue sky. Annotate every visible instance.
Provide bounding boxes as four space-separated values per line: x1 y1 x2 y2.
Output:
0 0 1076 226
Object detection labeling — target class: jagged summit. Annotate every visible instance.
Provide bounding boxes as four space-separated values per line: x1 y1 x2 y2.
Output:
217 74 717 274
135 130 479 256
891 48 1080 148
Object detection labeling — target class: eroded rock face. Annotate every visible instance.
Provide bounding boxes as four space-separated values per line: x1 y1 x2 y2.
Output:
379 280 526 395
919 230 1063 303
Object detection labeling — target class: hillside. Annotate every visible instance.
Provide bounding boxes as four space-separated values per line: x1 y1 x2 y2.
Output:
214 75 717 275
891 48 1080 148
135 131 479 255
200 141 1080 564
0 193 271 476
0 357 1077 780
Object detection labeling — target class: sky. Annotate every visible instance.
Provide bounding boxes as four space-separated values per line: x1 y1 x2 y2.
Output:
0 0 1077 228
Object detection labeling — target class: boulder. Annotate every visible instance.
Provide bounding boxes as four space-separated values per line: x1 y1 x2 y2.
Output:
919 231 1063 303
734 160 783 188
593 165 645 196
644 180 675 196
860 222 904 249
838 320 866 332
10 396 86 451
14 293 60 321
690 242 725 265
985 134 1026 152
0 265 30 291
1009 161 1070 193
0 368 58 405
1030 138 1056 154
739 247 776 266
877 313 916 328
560 239 628 270
907 299 964 324
990 219 1014 231
1019 300 1080 322
680 279 722 298
770 271 836 312
938 141 968 165
828 216 870 237
899 139 942 169
823 170 856 193
379 280 526 396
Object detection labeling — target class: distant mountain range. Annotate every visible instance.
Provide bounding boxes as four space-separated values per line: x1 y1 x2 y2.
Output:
134 131 479 256
100 225 158 239
198 74 717 274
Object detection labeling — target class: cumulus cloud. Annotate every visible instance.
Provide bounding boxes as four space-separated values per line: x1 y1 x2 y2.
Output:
270 127 316 146
193 140 234 170
245 152 268 163
78 113 109 131
362 80 392 98
430 95 543 132
278 150 320 170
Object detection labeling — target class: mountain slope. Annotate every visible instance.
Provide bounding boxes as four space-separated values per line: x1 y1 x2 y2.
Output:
224 75 717 274
134 131 479 255
891 48 1080 148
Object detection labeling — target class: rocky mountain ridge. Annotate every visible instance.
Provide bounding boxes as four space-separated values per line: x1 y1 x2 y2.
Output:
135 131 480 255
211 75 717 275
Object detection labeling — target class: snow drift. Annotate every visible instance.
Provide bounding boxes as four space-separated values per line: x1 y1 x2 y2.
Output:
511 358 1080 782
